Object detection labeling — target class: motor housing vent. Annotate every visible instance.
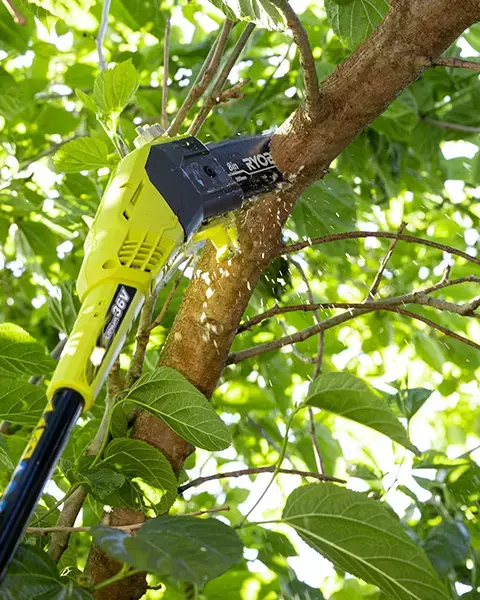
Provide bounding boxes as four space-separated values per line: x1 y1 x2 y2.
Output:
118 232 164 272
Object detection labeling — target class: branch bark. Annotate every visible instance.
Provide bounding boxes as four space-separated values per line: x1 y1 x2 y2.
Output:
431 56 480 73
87 1 480 596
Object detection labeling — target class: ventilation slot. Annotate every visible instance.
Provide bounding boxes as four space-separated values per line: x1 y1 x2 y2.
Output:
118 234 164 272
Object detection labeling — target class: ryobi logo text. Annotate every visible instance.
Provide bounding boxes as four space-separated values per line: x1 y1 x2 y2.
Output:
242 151 274 172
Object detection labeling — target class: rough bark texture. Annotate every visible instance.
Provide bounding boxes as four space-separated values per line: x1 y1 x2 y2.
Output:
87 1 480 597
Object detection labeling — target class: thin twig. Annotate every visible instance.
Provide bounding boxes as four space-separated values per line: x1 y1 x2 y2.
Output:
281 231 480 266
28 506 231 535
161 16 171 131
289 258 325 473
368 223 406 299
149 256 192 332
125 290 159 387
230 302 480 364
166 20 234 136
188 22 256 136
269 0 319 112
238 275 480 332
422 117 480 134
2 0 25 24
431 56 480 73
178 466 344 494
96 0 111 70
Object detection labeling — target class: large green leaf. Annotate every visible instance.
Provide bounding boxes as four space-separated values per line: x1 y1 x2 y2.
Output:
48 281 80 336
0 545 93 599
209 0 282 30
98 438 177 511
124 367 231 451
325 0 389 49
291 174 357 248
282 484 449 600
0 324 54 378
92 516 243 585
93 59 139 116
53 137 109 173
305 372 418 454
0 378 46 425
424 520 470 578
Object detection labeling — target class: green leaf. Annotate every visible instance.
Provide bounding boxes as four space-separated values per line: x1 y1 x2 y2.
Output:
98 438 177 511
93 59 139 116
124 367 231 451
0 378 46 425
372 89 418 141
75 89 97 113
325 0 389 49
209 0 282 30
92 516 243 585
48 281 80 336
0 324 54 378
291 174 357 250
424 520 470 578
387 388 433 421
53 137 109 173
282 484 449 600
1 545 93 599
305 372 418 454
80 469 126 502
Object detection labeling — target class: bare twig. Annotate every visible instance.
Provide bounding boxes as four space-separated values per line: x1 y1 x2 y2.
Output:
2 0 25 24
431 56 480 73
422 117 480 134
289 258 325 473
161 16 171 131
238 275 480 332
368 223 406 299
188 22 256 136
149 257 192 332
126 291 159 387
166 20 234 136
281 231 480 266
178 466 344 494
230 300 480 364
269 0 319 112
30 506 231 536
96 0 111 70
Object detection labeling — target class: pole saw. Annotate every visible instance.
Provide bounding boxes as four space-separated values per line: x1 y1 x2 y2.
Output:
0 125 283 581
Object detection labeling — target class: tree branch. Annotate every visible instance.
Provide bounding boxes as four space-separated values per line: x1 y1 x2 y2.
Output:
96 0 111 70
166 20 234 137
1 0 25 24
430 56 480 73
178 466 344 494
161 16 171 131
281 230 480 266
422 116 480 134
269 0 320 112
188 22 256 136
368 223 406 299
30 506 230 536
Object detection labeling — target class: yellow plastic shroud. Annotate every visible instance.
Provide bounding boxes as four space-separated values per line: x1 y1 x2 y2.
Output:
47 140 184 411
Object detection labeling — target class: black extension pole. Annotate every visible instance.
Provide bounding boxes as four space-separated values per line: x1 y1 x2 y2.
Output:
0 388 84 583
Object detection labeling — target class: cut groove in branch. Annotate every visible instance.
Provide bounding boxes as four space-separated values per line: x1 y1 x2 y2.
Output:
178 466 345 494
269 0 319 111
281 231 480 266
188 22 256 136
166 20 234 136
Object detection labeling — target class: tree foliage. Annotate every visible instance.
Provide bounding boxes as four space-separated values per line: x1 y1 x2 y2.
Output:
1 0 480 599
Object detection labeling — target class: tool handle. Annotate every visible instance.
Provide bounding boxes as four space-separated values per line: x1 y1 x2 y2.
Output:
48 281 144 411
0 388 84 581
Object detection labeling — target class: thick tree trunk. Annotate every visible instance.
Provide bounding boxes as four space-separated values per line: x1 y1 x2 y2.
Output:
87 1 480 597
